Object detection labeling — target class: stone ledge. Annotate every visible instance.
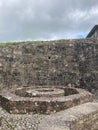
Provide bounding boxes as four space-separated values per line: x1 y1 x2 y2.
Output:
0 87 92 114
39 102 98 130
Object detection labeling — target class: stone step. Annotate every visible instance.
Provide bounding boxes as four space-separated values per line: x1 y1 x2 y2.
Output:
39 102 98 130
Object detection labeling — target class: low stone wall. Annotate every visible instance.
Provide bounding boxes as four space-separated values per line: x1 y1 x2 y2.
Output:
39 102 98 130
0 38 98 91
0 87 92 114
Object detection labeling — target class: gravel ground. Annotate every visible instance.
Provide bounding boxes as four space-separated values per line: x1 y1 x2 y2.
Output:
0 92 98 130
0 107 46 130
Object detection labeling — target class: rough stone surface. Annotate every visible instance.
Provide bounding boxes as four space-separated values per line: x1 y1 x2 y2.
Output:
0 38 98 91
0 102 98 130
0 38 98 129
38 102 98 130
0 87 92 114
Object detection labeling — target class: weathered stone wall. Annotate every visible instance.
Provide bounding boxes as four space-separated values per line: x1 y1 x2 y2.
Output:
75 40 98 91
0 38 98 91
39 102 98 130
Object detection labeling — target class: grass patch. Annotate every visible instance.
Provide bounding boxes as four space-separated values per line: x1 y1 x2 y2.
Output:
0 42 20 46
0 38 96 46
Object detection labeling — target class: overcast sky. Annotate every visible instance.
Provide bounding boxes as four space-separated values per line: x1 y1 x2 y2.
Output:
0 0 98 42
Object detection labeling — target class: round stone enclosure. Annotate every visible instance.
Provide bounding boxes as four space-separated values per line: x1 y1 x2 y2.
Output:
0 86 93 114
13 88 65 98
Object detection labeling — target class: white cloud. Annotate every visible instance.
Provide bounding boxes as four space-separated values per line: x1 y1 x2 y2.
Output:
0 0 98 42
69 9 87 22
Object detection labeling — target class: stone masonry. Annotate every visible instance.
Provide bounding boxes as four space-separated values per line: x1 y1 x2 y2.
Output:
0 87 92 114
0 38 98 91
0 38 98 130
39 102 98 130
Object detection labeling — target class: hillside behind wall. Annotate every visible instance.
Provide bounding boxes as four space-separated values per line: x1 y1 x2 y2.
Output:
0 38 98 91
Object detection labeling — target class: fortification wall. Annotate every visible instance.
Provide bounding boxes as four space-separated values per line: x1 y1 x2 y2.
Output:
0 38 98 91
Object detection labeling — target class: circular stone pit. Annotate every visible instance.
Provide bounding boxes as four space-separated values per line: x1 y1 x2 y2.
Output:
0 86 93 114
15 88 65 98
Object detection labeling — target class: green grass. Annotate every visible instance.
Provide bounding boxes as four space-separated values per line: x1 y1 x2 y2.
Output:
0 38 96 46
0 40 49 46
0 42 20 46
0 40 51 46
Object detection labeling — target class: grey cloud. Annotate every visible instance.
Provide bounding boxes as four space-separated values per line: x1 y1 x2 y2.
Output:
0 0 98 42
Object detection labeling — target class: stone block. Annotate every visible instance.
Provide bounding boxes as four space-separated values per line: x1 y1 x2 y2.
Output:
39 103 98 130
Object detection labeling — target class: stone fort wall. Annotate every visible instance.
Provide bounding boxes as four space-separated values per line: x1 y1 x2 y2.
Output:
0 38 98 91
